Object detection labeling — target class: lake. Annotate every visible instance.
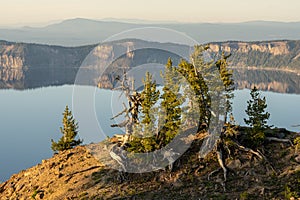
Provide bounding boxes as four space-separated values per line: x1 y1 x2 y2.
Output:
0 85 300 182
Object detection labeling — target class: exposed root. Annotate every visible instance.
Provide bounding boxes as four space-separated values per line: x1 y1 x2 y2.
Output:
109 145 127 171
216 150 227 182
207 143 228 192
265 137 293 145
256 149 267 161
194 164 205 176
234 142 263 160
256 149 276 173
207 167 226 192
208 168 221 181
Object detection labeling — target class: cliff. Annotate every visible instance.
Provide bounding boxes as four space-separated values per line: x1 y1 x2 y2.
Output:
0 40 187 89
1 39 300 93
0 40 95 89
209 40 300 70
207 40 300 93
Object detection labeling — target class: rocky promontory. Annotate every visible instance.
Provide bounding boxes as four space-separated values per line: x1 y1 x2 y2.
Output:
0 129 299 199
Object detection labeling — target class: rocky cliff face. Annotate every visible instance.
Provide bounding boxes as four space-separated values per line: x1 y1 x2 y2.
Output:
209 40 300 70
1 39 300 93
210 41 290 56
0 42 25 87
0 40 95 89
206 40 300 93
0 40 188 89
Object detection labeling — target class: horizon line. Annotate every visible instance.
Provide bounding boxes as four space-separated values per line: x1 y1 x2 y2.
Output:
1 17 300 28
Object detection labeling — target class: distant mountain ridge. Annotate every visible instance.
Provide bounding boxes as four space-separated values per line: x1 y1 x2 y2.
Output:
2 18 300 46
1 39 300 93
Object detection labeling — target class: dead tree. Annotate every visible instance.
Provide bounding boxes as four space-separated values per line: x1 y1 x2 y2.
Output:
110 71 142 146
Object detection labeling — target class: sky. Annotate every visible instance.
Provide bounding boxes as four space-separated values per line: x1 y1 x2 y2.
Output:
1 0 300 26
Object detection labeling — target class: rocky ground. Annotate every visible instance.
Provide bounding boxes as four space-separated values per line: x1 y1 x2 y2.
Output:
0 129 300 200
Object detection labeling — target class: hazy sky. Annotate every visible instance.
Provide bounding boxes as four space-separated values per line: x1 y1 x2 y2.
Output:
1 0 300 26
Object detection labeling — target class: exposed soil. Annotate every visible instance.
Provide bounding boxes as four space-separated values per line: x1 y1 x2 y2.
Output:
0 129 299 200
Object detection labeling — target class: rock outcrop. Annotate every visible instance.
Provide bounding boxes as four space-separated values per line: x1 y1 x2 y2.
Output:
210 41 290 56
0 40 95 89
209 40 300 70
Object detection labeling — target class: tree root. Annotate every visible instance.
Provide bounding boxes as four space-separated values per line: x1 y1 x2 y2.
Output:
256 149 277 173
216 150 227 182
207 149 227 192
109 145 127 171
234 142 263 160
208 140 263 182
265 137 293 145
208 168 221 180
208 167 227 192
204 133 292 192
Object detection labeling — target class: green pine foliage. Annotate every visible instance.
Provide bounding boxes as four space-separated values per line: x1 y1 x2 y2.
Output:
178 46 211 129
244 86 270 129
216 53 235 122
128 72 160 153
51 105 82 152
140 71 160 136
244 86 270 147
158 58 182 147
127 47 234 152
127 136 158 153
191 47 234 124
294 136 300 150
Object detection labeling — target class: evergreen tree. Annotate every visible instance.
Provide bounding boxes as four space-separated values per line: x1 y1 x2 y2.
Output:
51 105 82 152
140 71 160 136
216 53 235 123
178 47 211 130
244 86 270 147
128 72 160 153
191 45 224 127
244 86 270 130
158 58 182 147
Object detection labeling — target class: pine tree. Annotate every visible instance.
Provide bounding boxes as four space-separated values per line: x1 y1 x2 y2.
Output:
140 71 160 136
244 86 270 130
244 86 270 147
51 105 82 152
178 47 211 130
216 52 235 123
128 72 160 153
158 58 182 147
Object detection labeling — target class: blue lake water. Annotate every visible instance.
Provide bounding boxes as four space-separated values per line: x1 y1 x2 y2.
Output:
233 89 300 129
0 85 300 182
